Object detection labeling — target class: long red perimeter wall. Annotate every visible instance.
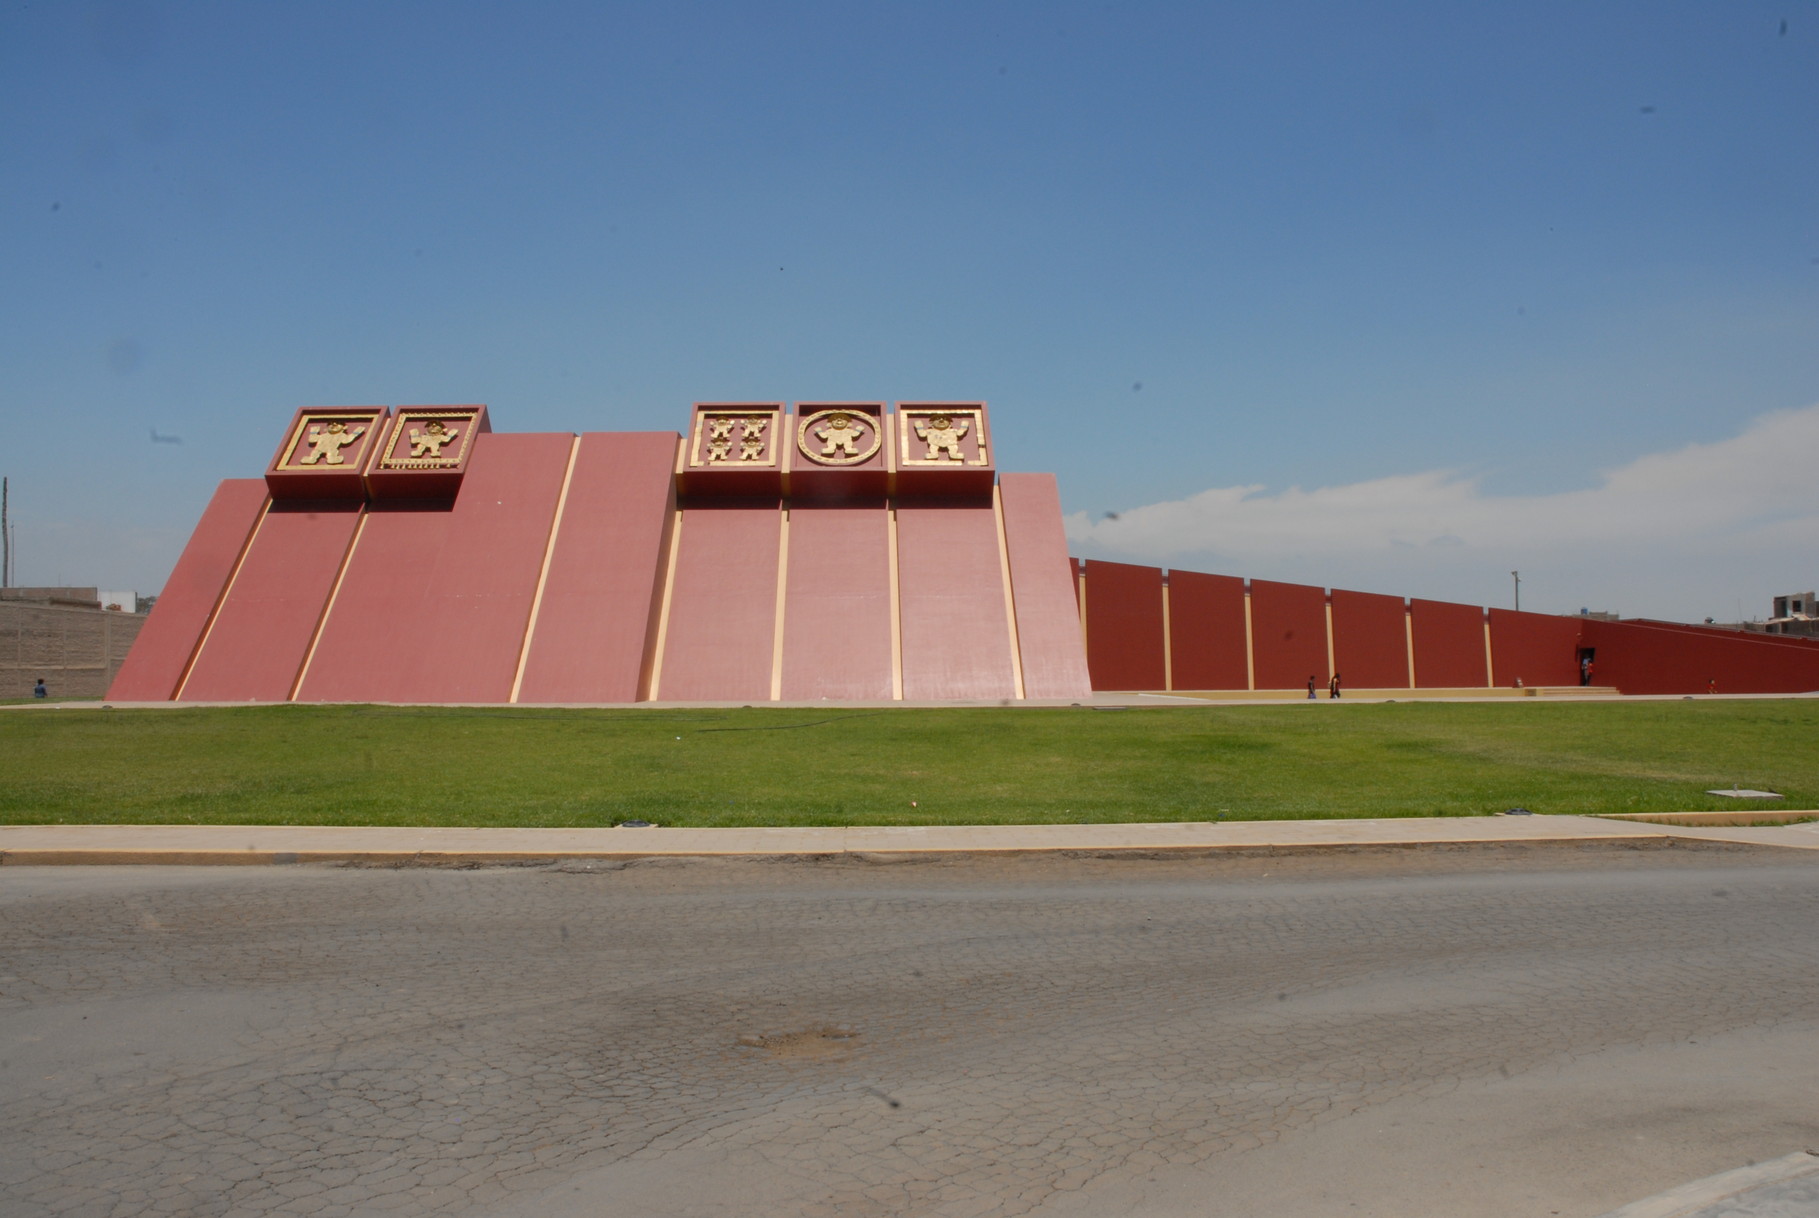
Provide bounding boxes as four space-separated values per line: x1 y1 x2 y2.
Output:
110 407 1093 704
1075 559 1819 696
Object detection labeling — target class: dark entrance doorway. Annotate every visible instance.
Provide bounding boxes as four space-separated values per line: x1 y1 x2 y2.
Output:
1577 647 1596 686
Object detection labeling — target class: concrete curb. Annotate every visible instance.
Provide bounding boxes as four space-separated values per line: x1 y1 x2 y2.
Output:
0 833 1755 868
0 839 1685 867
1596 1150 1819 1217
4 814 1816 867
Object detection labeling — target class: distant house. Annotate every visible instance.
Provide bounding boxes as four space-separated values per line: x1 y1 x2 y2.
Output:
1766 591 1819 638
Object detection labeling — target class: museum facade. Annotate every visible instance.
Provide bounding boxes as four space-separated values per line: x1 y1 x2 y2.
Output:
109 402 1819 703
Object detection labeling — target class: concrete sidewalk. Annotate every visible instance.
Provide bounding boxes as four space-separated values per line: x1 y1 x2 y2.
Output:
3 813 1816 866
1597 1150 1819 1218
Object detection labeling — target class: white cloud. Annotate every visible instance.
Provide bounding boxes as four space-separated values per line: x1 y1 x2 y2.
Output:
1066 404 1819 623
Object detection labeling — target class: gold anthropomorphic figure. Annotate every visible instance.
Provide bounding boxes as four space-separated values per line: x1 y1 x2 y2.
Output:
914 414 968 462
815 412 867 458
407 420 460 459
738 418 768 461
300 421 365 465
706 417 736 461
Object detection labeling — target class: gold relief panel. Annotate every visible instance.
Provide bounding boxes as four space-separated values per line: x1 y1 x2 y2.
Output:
897 406 990 467
796 408 883 466
377 409 482 470
689 406 782 468
272 408 387 472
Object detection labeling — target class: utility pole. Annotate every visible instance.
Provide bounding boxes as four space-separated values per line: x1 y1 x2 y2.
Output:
2 476 9 588
1511 570 1521 612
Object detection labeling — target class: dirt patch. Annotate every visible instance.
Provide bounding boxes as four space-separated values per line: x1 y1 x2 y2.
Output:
735 1025 860 1060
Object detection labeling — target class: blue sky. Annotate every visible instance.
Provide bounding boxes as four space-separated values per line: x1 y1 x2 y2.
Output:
3 1 1815 621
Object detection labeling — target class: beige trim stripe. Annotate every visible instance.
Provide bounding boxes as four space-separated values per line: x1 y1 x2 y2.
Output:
1483 615 1496 687
770 508 791 702
175 498 271 701
509 434 580 703
646 507 685 700
992 484 1026 700
1243 589 1256 691
887 503 904 701
636 453 682 703
289 507 368 701
1077 568 1088 649
1161 579 1173 691
1324 598 1337 680
1404 605 1417 688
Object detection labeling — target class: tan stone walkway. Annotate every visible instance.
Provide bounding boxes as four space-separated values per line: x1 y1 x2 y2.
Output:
3 813 1815 865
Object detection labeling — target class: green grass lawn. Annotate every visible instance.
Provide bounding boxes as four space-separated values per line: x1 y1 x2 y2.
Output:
2 700 1814 827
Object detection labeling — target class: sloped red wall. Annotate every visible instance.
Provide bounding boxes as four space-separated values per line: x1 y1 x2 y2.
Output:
179 502 362 701
656 499 783 703
1582 619 1819 694
1330 588 1409 689
1249 579 1329 691
107 479 268 701
897 501 1019 699
999 474 1092 699
515 432 676 703
1081 559 1165 691
779 502 895 700
1167 569 1248 691
296 433 571 703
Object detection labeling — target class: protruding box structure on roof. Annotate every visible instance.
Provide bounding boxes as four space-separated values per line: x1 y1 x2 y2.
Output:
679 403 786 498
265 407 389 500
365 405 490 501
894 402 993 498
789 403 890 502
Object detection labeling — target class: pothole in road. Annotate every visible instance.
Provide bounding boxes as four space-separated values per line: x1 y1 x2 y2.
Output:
736 1025 860 1059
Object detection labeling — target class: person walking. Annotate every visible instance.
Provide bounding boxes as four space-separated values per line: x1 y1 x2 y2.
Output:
1328 673 1341 699
1307 676 1317 700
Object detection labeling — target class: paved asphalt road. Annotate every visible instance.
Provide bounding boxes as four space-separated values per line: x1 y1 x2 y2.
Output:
3 843 1818 1218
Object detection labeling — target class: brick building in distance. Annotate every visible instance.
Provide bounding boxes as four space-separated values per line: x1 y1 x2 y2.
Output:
2 588 147 699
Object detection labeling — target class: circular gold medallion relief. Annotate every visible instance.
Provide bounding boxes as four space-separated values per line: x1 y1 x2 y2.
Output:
797 409 881 466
